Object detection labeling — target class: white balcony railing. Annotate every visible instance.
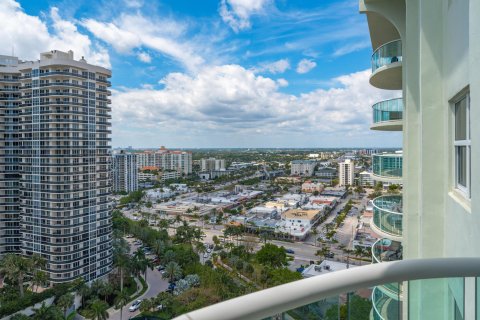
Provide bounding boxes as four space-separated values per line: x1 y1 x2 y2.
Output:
173 258 480 320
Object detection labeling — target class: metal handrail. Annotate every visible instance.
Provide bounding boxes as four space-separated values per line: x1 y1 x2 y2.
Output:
173 258 480 320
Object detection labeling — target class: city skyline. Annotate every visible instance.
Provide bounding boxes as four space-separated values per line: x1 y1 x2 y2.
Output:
2 0 402 148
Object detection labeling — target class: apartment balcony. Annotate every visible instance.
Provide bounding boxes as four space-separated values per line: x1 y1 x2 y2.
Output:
372 153 402 183
371 98 403 131
172 258 480 320
372 195 403 241
371 286 401 320
370 39 402 90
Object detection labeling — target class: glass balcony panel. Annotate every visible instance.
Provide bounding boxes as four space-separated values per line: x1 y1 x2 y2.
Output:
372 239 403 264
372 154 403 179
372 40 402 73
372 286 402 320
372 195 403 237
264 290 373 320
373 98 403 124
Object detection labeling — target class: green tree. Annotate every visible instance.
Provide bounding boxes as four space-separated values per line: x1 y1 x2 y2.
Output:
163 261 182 284
267 268 302 286
85 300 109 320
56 293 74 317
32 270 48 292
256 244 288 268
114 290 130 320
0 253 33 297
32 302 62 320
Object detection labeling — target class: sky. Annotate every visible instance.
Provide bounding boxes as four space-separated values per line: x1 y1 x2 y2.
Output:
3 0 402 148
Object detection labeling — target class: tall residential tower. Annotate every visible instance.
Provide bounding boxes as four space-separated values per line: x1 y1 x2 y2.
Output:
0 50 113 283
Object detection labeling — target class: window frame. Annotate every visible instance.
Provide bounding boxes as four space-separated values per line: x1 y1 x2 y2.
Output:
453 92 471 198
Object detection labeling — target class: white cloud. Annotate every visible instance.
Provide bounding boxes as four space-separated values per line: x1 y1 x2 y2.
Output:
276 78 288 87
333 40 370 57
124 0 143 8
137 51 152 63
296 58 317 74
219 0 272 32
112 66 399 145
0 0 110 68
253 59 290 74
82 13 205 72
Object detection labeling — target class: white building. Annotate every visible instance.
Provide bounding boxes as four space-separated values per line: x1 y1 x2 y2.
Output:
338 159 355 186
277 209 320 240
302 260 357 278
113 151 138 193
201 158 226 171
136 147 192 175
290 160 316 176
0 50 112 282
358 171 373 187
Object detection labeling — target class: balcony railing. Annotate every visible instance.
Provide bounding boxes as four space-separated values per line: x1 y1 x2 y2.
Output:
372 40 402 73
372 238 402 264
173 258 480 320
372 98 403 128
372 153 402 181
372 286 401 320
372 195 403 238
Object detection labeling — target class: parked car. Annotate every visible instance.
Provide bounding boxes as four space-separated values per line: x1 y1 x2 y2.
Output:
129 300 142 312
285 249 295 254
157 265 165 271
326 252 335 258
203 253 209 259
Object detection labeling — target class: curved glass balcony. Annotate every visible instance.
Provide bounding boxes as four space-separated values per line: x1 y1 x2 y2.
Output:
372 40 402 73
372 153 402 182
372 238 403 264
372 286 401 320
372 195 403 238
370 39 402 90
372 98 403 131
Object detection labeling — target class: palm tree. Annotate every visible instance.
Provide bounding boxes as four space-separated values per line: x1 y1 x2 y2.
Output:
85 300 109 320
77 280 91 309
114 290 130 320
56 293 74 317
0 253 33 297
32 302 62 320
311 228 319 247
139 298 153 313
162 261 182 284
195 242 206 263
99 282 114 302
32 270 48 292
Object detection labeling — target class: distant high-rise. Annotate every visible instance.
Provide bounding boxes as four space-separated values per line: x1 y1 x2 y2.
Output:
0 50 113 283
113 151 138 193
338 159 355 186
136 147 192 175
200 158 226 171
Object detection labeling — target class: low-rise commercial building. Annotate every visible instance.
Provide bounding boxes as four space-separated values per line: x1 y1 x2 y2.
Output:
301 181 324 193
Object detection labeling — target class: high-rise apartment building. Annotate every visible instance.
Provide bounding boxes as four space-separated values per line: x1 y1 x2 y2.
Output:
360 0 479 318
200 158 226 171
338 159 355 186
113 151 138 193
0 55 21 254
0 50 113 283
135 147 192 175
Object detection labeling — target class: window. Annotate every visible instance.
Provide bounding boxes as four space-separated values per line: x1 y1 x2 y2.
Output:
454 93 470 197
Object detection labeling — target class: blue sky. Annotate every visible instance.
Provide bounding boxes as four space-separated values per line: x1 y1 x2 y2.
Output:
5 0 402 148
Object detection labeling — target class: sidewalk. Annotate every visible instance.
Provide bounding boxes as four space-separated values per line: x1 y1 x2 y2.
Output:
107 276 146 316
